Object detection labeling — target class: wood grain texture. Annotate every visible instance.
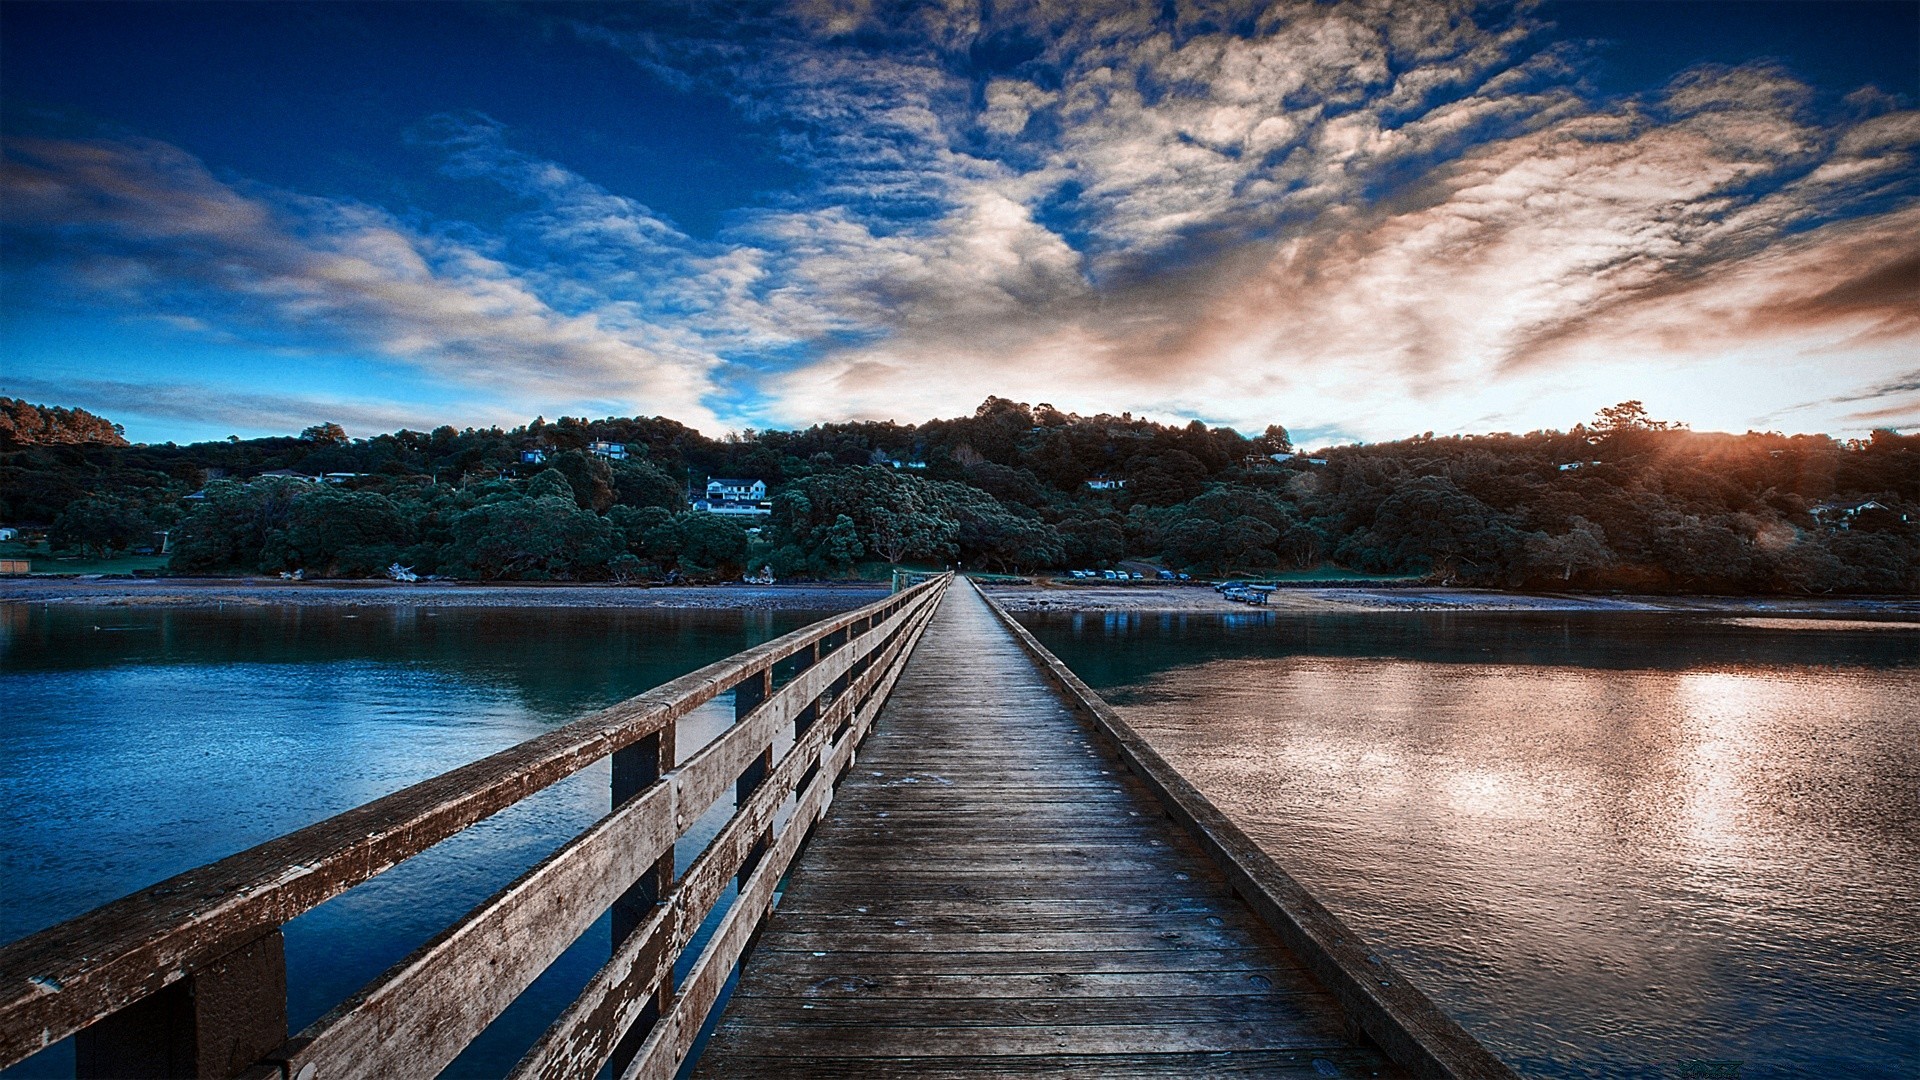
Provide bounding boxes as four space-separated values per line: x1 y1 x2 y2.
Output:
511 583 944 1080
693 582 1403 1080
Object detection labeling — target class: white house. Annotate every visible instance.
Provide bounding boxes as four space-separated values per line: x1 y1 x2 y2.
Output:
589 441 628 461
692 478 772 516
707 478 767 501
1811 499 1905 528
1086 477 1126 490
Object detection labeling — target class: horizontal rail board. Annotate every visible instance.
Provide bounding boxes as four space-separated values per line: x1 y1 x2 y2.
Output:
509 589 940 1080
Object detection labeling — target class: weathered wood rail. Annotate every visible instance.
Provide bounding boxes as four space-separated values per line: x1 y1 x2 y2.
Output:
0 573 951 1080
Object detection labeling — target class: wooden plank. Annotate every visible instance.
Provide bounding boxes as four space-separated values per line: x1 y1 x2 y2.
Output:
728 970 1323 1002
691 1049 1399 1078
699 1018 1356 1057
734 949 1286 977
717 994 1331 1027
509 592 940 1080
974 581 1516 1080
0 574 948 1067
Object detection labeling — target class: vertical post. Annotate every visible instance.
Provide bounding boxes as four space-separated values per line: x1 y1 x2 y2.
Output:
734 667 774 887
609 724 674 1077
791 641 820 741
75 930 287 1080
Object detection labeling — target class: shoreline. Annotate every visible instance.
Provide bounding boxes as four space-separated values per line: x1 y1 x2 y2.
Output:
3 576 1915 617
978 582 1920 616
0 577 889 611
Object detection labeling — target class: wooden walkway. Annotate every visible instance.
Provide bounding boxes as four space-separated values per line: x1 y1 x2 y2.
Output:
695 581 1404 1078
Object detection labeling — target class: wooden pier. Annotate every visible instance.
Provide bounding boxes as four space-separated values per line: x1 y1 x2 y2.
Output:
696 579 1397 1077
0 574 1513 1080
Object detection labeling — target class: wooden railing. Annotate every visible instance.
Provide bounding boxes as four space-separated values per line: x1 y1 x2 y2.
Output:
975 580 1517 1080
0 574 951 1080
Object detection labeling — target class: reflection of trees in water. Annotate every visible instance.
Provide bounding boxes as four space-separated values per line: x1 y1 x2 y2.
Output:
4 606 846 718
1025 611 1920 694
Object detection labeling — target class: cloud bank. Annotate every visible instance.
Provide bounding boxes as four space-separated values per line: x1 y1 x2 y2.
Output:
4 0 1916 439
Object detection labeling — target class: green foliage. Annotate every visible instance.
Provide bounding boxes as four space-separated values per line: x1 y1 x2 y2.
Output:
547 450 615 512
610 458 683 510
171 480 306 574
49 495 153 558
262 487 414 577
444 495 624 581
299 422 349 446
2 394 1913 592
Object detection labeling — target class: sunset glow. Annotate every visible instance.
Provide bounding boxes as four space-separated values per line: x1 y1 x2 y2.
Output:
2 1 1915 443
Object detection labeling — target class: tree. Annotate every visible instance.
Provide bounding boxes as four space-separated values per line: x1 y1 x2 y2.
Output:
611 458 683 510
300 423 349 445
49 496 153 557
0 398 128 448
1593 401 1680 434
1524 516 1615 582
262 487 414 577
1057 516 1126 567
170 479 307 573
442 495 623 580
823 514 865 569
1124 451 1208 506
1253 424 1292 456
547 451 616 512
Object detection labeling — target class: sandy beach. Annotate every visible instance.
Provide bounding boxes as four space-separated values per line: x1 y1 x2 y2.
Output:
5 575 1914 617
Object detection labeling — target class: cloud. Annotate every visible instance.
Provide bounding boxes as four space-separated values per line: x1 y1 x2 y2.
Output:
6 0 1916 442
615 2 1914 439
1 136 728 430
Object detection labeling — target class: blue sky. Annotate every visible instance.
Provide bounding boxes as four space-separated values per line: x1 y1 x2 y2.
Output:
2 1 1915 445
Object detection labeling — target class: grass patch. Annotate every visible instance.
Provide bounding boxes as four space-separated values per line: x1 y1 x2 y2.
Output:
0 540 171 576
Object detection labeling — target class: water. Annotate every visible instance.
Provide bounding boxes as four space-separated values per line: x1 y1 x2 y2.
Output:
1021 609 1920 1080
0 600 866 1079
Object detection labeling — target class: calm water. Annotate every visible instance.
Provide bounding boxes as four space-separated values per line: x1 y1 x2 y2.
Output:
1022 609 1920 1080
0 600 867 1079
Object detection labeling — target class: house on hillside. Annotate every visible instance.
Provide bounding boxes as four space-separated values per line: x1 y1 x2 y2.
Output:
520 448 548 465
589 441 628 461
1811 499 1907 529
691 478 772 516
707 478 767 502
1086 477 1126 491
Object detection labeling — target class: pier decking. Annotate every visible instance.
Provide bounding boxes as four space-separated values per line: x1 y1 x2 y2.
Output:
695 581 1398 1078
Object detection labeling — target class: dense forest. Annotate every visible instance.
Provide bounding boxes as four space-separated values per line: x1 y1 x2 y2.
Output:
1 395 1914 593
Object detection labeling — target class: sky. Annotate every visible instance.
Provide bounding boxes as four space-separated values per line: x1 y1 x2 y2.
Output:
1 1 1915 446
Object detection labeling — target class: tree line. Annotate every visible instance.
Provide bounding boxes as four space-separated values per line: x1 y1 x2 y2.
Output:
1 395 1913 593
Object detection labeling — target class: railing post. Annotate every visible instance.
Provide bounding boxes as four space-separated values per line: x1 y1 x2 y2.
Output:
609 725 674 1076
74 930 286 1080
733 669 774 888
